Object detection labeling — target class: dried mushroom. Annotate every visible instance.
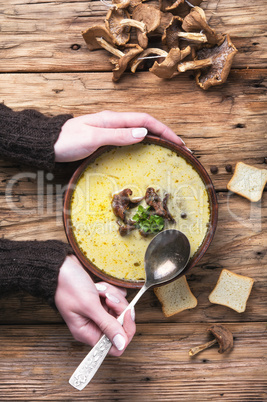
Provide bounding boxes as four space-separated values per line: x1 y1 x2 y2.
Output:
145 187 175 222
160 0 202 17
111 188 143 222
182 6 224 45
110 44 143 81
150 46 191 78
120 17 148 48
155 11 174 35
162 16 183 49
189 324 234 356
132 4 161 32
195 34 238 90
105 8 131 46
127 0 146 14
131 4 161 48
82 0 237 87
82 25 115 50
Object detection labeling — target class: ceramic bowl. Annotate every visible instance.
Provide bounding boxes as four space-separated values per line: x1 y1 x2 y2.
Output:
63 135 218 288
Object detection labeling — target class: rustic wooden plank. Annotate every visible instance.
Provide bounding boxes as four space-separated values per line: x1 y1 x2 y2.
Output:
0 323 266 400
0 70 266 189
0 0 266 72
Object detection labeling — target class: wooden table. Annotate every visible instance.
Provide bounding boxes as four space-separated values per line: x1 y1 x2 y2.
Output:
0 0 266 400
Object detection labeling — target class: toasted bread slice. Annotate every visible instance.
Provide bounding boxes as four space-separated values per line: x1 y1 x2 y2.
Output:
154 275 197 317
227 162 267 202
208 269 254 313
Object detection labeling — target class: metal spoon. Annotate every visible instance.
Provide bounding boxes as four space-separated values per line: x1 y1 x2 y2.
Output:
69 229 190 391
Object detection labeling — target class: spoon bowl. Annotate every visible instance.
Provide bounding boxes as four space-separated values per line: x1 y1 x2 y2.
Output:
144 229 191 287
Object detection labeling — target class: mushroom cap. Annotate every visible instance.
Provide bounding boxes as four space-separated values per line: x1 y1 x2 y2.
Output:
162 16 183 50
132 4 161 33
150 46 191 78
208 324 234 354
195 34 238 90
154 11 174 35
111 44 143 81
105 8 131 46
182 6 224 45
82 25 115 51
159 0 202 17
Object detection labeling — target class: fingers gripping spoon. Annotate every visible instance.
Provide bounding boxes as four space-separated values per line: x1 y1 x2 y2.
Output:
69 229 190 390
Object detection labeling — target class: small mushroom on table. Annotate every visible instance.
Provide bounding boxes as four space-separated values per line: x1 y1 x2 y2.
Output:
189 324 234 356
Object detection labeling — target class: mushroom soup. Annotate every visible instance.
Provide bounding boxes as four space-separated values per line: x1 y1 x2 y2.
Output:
70 143 210 281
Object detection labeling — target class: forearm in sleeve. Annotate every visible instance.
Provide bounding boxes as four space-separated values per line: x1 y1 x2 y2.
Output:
0 239 72 306
0 103 72 171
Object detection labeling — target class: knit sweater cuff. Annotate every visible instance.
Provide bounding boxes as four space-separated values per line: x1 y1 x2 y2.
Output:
0 239 73 306
0 104 73 171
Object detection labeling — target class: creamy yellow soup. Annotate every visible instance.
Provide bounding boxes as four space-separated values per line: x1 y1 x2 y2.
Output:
71 144 210 281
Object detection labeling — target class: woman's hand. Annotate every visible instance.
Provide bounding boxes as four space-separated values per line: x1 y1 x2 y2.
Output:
55 255 135 356
54 110 188 162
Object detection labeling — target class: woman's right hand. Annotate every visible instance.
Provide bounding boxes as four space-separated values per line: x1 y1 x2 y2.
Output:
55 255 136 356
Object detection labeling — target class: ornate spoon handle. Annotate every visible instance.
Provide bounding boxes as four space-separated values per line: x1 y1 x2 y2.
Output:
69 284 148 390
69 333 113 391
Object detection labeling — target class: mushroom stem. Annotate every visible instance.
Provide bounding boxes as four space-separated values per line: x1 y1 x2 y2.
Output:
96 37 125 58
178 58 212 72
120 18 146 32
177 32 208 43
189 338 217 356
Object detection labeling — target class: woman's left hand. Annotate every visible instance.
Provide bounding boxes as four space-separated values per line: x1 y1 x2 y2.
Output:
54 110 187 162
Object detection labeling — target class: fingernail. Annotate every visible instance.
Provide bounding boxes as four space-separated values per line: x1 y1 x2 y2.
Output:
113 334 126 351
184 146 193 153
180 138 185 145
106 293 120 304
132 128 148 139
131 307 135 321
95 283 107 292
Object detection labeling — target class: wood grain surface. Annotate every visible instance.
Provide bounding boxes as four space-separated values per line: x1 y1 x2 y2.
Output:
0 0 266 400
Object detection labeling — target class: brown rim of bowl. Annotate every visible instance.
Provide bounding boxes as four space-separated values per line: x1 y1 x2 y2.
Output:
63 134 218 288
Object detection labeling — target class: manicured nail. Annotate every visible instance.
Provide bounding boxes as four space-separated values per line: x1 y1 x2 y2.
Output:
132 128 148 139
184 146 193 153
106 293 120 304
131 307 135 322
95 283 107 292
113 334 126 351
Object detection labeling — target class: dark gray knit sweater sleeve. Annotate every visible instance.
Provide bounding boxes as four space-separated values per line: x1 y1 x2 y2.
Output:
0 239 73 306
0 103 72 171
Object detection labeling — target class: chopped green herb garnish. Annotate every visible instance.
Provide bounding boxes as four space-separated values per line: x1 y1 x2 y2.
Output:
132 205 165 234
